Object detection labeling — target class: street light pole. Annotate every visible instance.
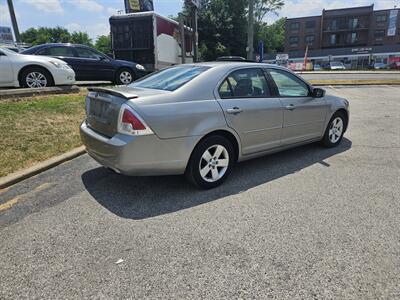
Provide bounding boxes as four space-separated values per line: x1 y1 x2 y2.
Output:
7 0 21 43
247 0 254 60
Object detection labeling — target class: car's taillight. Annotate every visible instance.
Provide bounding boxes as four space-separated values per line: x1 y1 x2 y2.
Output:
118 104 153 136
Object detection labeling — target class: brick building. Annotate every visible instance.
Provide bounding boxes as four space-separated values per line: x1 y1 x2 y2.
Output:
277 5 400 68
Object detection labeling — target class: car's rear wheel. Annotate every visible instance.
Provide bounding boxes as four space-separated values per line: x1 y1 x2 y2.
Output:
20 67 53 88
321 111 346 148
115 68 135 85
185 135 235 189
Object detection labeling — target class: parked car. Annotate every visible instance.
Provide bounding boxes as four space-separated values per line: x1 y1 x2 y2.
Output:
372 62 388 69
22 43 147 85
217 56 247 62
313 64 322 71
389 62 400 69
0 47 75 88
80 62 349 189
325 62 346 70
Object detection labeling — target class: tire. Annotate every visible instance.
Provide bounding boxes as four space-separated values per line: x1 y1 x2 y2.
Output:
185 135 235 189
115 68 135 85
321 111 347 148
20 67 54 88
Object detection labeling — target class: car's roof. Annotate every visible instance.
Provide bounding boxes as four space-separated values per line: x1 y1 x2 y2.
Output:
29 43 92 49
185 61 287 70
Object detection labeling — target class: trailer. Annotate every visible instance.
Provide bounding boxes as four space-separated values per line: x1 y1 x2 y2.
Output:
110 11 193 72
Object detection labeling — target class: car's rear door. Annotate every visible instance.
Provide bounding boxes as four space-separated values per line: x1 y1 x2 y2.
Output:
216 67 283 155
266 68 328 145
37 45 79 76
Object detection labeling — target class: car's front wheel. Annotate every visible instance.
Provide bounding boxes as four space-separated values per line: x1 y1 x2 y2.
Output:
185 135 235 189
20 67 54 88
115 68 135 85
321 111 347 147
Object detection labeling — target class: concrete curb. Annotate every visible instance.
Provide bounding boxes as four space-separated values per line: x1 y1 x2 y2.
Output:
0 146 86 189
0 85 81 100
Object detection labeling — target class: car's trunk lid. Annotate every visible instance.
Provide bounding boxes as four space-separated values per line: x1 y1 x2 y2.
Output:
85 87 140 138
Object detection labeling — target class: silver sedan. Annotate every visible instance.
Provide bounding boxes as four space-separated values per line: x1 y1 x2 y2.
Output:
80 62 349 189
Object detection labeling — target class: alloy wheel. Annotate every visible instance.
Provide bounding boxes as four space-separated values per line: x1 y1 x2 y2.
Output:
329 117 344 143
119 71 133 84
199 145 230 183
26 72 47 88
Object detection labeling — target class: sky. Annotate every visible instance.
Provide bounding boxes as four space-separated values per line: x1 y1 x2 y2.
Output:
0 0 399 41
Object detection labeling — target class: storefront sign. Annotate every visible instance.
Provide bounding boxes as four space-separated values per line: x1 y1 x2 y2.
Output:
125 0 154 13
0 27 14 44
351 47 372 54
388 9 398 36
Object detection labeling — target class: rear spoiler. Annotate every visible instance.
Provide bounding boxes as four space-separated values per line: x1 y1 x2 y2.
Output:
87 87 138 100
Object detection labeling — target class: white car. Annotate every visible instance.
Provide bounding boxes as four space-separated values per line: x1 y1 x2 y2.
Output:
0 47 75 88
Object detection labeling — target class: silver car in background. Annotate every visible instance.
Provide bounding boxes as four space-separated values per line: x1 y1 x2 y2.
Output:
80 62 349 189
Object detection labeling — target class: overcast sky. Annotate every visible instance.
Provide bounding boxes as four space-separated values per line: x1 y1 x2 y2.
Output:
0 0 399 40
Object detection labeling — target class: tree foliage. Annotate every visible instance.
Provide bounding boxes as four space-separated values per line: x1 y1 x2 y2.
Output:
94 35 111 54
197 0 284 60
20 27 93 47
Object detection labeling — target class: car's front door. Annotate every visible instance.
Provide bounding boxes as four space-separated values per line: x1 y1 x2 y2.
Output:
0 50 14 84
73 47 115 81
267 68 328 145
216 68 283 155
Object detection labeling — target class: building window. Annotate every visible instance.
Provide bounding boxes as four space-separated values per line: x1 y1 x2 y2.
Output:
330 19 338 30
376 15 387 23
347 32 357 44
290 22 300 31
374 30 385 41
306 20 316 29
349 18 358 30
305 35 315 45
289 36 299 47
330 34 337 45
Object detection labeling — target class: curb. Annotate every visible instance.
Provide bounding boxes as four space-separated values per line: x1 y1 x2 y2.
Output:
0 85 81 100
0 146 86 189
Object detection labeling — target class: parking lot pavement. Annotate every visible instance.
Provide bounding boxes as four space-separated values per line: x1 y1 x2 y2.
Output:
1 86 399 299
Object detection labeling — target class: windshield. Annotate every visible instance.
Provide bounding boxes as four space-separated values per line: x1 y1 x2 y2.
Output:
331 62 343 66
130 66 210 91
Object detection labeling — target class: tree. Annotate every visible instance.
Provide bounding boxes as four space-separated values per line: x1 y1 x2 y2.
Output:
20 27 71 46
70 31 93 46
20 26 93 47
95 35 111 54
198 0 248 60
254 0 284 24
257 17 285 54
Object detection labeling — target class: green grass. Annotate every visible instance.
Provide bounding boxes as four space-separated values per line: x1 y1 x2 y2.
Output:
0 92 86 177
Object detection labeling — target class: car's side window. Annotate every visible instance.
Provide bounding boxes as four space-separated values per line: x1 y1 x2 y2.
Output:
38 47 74 57
268 69 310 97
75 48 101 59
219 68 271 99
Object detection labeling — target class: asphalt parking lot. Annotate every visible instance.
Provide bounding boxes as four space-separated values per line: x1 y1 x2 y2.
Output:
1 86 399 299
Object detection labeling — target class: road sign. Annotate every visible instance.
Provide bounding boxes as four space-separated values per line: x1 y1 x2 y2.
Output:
0 27 14 44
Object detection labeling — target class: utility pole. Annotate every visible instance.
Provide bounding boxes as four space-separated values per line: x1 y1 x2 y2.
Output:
179 13 186 64
193 6 199 62
7 0 21 43
247 0 254 60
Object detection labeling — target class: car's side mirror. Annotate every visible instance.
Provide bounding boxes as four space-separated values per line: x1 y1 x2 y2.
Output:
312 87 325 98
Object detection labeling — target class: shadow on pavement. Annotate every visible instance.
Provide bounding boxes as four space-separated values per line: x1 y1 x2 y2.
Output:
82 138 352 220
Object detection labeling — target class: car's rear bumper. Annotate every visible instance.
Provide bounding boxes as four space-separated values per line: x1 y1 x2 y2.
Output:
52 68 75 85
80 122 198 176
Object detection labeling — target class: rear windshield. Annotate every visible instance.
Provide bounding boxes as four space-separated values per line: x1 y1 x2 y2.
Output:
130 66 210 91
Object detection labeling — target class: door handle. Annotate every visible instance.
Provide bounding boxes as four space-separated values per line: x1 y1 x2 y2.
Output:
285 104 296 111
226 107 243 115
